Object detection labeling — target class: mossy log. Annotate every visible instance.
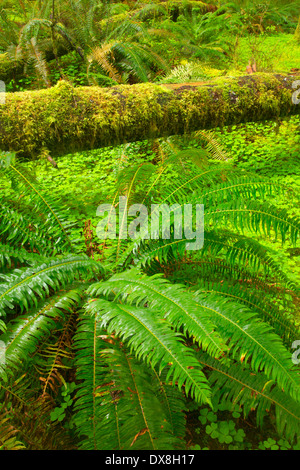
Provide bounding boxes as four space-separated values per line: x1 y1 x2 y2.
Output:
0 73 299 158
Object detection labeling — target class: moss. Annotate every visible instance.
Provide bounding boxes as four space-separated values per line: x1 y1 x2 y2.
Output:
0 73 299 159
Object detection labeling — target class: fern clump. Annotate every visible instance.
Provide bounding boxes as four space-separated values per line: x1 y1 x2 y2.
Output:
161 62 223 84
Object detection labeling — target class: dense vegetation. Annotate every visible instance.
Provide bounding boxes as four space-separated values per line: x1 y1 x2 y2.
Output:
0 0 299 451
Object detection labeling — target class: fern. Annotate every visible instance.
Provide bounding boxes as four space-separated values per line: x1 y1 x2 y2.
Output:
73 315 186 450
0 201 52 255
194 291 300 403
0 408 25 450
89 269 225 359
88 269 300 402
0 255 103 318
0 242 49 271
86 297 212 405
88 44 121 83
193 279 299 346
0 136 299 449
0 153 73 253
0 289 85 382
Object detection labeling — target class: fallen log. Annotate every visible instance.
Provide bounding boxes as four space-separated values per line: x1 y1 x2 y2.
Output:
0 72 299 158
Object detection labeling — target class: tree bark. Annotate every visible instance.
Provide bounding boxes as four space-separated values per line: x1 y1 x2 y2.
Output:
0 72 299 158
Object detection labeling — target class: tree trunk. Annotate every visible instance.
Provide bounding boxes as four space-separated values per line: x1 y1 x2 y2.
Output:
0 72 299 159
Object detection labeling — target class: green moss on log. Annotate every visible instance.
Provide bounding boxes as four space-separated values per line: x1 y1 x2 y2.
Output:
0 73 299 158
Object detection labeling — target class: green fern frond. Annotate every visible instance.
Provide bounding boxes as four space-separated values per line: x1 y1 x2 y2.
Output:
153 164 238 206
197 352 300 442
115 163 157 204
0 288 85 382
73 314 186 450
194 292 300 403
0 157 74 253
73 314 121 450
88 269 300 403
113 163 157 260
193 279 299 345
18 19 52 49
86 297 212 406
0 201 50 254
0 242 48 271
0 409 25 450
192 176 281 208
115 236 187 270
89 268 226 359
0 255 103 317
206 199 300 245
112 41 168 82
118 224 298 295
197 230 299 293
0 8 19 48
111 349 186 450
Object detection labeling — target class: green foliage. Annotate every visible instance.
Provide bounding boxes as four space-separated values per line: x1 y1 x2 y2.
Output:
258 437 300 450
0 408 26 450
0 0 171 88
205 419 245 445
50 382 76 423
1 0 298 90
0 139 299 449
